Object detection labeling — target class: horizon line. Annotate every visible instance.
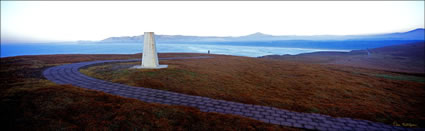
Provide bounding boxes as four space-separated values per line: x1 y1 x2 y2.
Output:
2 28 424 44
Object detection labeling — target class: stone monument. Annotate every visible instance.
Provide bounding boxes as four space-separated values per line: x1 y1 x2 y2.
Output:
132 32 168 69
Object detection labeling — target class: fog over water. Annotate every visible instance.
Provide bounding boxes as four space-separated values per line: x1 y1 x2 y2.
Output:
0 43 349 58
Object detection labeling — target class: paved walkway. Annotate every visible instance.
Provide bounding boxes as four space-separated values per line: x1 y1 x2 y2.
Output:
43 57 415 131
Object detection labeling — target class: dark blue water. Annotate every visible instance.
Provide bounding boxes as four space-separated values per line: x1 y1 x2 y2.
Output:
1 43 349 58
1 43 142 57
2 40 420 58
187 40 422 50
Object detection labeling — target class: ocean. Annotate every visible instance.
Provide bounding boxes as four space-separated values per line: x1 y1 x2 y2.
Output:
1 43 349 58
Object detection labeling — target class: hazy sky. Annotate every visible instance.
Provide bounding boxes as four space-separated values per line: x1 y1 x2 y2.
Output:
1 1 424 43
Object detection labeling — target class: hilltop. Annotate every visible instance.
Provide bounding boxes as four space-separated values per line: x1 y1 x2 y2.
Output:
1 52 424 129
260 42 425 74
0 53 296 130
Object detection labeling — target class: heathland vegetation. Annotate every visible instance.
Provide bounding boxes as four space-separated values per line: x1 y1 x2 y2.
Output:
80 53 424 128
1 42 424 129
0 54 295 130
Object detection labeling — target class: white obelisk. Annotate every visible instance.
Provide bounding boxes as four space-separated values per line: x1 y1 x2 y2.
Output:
133 32 167 69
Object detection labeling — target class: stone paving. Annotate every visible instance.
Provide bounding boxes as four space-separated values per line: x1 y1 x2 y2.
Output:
43 56 420 131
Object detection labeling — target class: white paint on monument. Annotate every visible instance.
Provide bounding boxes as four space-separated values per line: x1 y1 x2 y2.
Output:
132 32 168 69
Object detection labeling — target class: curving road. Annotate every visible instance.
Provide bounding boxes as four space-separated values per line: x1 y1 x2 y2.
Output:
43 56 410 131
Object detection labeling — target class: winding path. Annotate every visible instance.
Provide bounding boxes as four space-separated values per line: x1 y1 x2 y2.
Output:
43 56 412 131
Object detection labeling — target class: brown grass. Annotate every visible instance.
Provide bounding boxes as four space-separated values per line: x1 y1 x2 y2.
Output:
0 53 295 130
261 42 425 74
81 54 425 127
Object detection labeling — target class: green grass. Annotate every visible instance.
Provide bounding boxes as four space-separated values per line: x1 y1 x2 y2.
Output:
371 74 425 83
347 70 424 83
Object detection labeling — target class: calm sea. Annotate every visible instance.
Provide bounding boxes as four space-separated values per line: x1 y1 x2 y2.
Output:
1 43 349 58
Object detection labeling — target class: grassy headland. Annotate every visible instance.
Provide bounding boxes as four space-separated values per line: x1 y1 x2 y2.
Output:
0 54 294 130
80 54 425 127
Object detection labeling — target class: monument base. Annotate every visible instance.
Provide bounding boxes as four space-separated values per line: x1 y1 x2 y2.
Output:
131 65 168 69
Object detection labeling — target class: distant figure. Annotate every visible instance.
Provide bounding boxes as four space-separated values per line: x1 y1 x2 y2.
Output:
208 50 210 54
366 48 371 56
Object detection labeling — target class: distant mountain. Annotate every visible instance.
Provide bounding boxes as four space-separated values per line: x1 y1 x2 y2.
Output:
245 32 269 37
101 35 144 43
99 34 233 43
98 28 424 43
351 28 425 40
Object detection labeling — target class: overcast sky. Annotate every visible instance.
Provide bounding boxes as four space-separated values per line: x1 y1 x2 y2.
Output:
1 1 424 43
